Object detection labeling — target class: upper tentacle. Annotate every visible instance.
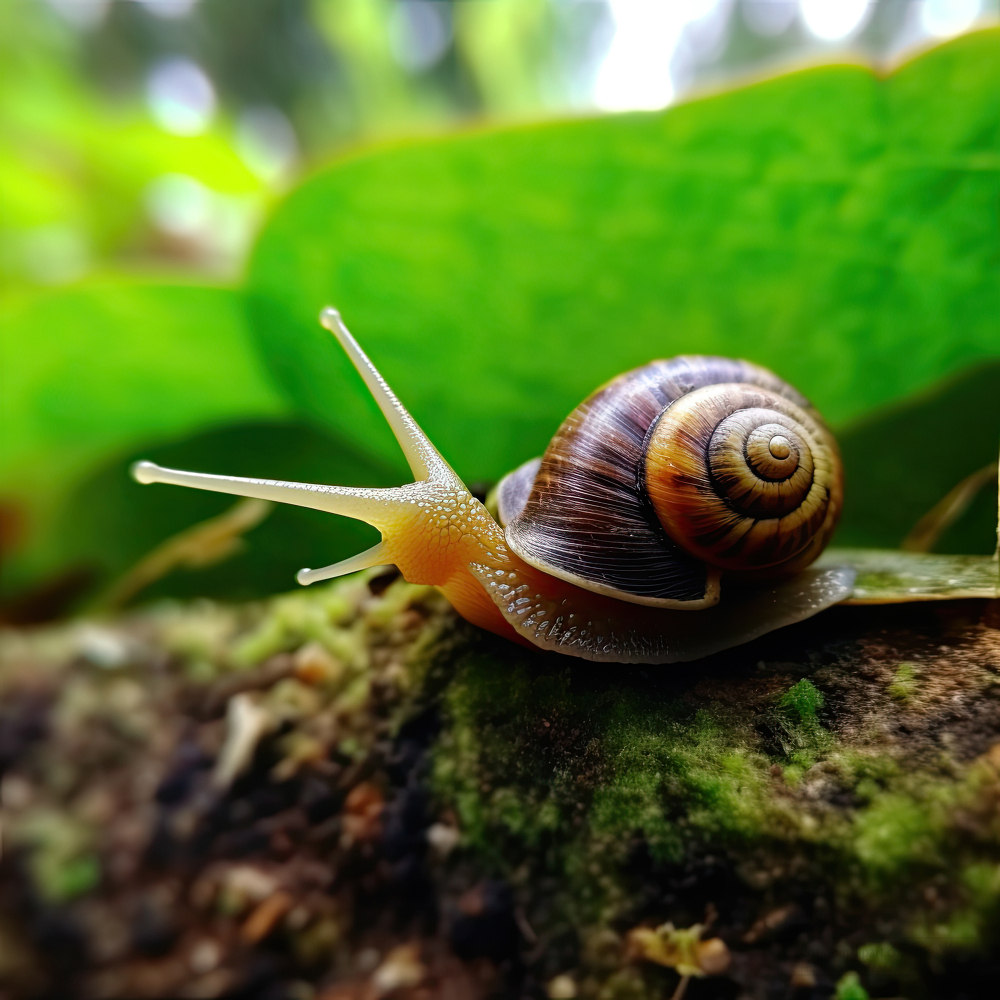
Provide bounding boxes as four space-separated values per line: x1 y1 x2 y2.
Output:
319 308 459 487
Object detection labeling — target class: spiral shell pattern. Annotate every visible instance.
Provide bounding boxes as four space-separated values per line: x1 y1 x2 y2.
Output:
644 383 841 573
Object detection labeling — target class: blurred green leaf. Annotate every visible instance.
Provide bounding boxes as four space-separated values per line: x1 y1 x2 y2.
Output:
247 30 999 496
0 0 261 284
817 549 997 603
835 361 1000 555
0 282 285 592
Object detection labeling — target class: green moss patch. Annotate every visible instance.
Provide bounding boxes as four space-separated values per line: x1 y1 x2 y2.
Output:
431 601 1000 995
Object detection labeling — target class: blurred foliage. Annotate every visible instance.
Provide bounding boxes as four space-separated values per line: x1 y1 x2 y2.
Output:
0 1 263 284
1 3 998 611
836 361 1000 552
0 282 284 592
0 0 605 285
10 0 984 286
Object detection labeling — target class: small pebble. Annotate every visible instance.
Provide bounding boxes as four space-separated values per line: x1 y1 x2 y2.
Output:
791 962 817 987
547 974 577 998
189 938 222 975
426 821 460 858
371 943 425 996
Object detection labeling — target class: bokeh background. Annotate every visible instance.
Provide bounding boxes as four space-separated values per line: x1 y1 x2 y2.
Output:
2 0 998 618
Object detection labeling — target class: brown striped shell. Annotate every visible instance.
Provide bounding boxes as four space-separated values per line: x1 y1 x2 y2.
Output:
494 356 843 609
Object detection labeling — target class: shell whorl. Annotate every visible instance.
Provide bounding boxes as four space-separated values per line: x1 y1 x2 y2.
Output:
644 383 841 574
499 356 842 608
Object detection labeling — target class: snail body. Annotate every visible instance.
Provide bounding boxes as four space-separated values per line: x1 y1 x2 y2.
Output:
133 309 853 663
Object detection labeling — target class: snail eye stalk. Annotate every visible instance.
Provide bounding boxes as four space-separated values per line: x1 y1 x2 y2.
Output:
132 308 467 586
317 307 452 483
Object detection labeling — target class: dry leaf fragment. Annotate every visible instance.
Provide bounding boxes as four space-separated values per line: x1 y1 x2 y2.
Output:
371 943 426 996
294 640 345 687
102 498 272 608
241 890 294 944
626 922 731 978
341 781 384 847
212 693 275 789
742 903 800 943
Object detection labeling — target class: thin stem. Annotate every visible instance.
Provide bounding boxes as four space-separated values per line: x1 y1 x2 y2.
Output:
902 461 998 553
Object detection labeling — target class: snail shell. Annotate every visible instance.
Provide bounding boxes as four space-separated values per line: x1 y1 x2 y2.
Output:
496 356 842 609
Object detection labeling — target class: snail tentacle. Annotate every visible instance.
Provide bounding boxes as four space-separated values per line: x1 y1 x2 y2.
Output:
297 541 389 586
319 307 456 484
131 460 426 525
134 308 473 589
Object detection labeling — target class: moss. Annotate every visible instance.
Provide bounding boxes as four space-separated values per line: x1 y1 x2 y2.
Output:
51 855 101 900
908 862 1000 954
852 792 943 877
429 601 1000 991
435 652 812 932
773 678 834 778
834 971 871 1000
857 940 903 974
433 655 783 881
888 662 919 703
5 567 999 996
11 810 99 902
778 678 824 723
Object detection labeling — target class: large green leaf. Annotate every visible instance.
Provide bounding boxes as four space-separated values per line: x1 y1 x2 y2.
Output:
0 282 285 592
247 30 999 491
835 360 1000 555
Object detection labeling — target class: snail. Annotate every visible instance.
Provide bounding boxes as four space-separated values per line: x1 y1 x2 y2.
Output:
133 308 855 663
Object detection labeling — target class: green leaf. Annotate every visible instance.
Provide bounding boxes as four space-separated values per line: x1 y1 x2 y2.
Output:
0 282 285 592
818 549 998 603
247 30 999 491
835 361 1000 554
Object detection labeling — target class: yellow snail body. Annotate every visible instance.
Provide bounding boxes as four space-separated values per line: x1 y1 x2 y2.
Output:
133 309 854 663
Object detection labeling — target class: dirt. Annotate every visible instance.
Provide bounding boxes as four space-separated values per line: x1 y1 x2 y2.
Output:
1 572 998 1000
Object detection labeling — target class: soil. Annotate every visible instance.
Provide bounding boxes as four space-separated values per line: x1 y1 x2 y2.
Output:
1 570 998 1000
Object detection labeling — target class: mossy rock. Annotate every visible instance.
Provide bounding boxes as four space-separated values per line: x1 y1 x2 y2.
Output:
431 598 1000 997
1 575 998 999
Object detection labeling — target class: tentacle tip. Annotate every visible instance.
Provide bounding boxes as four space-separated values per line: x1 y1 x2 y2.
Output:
296 568 314 587
131 460 161 485
319 306 342 332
